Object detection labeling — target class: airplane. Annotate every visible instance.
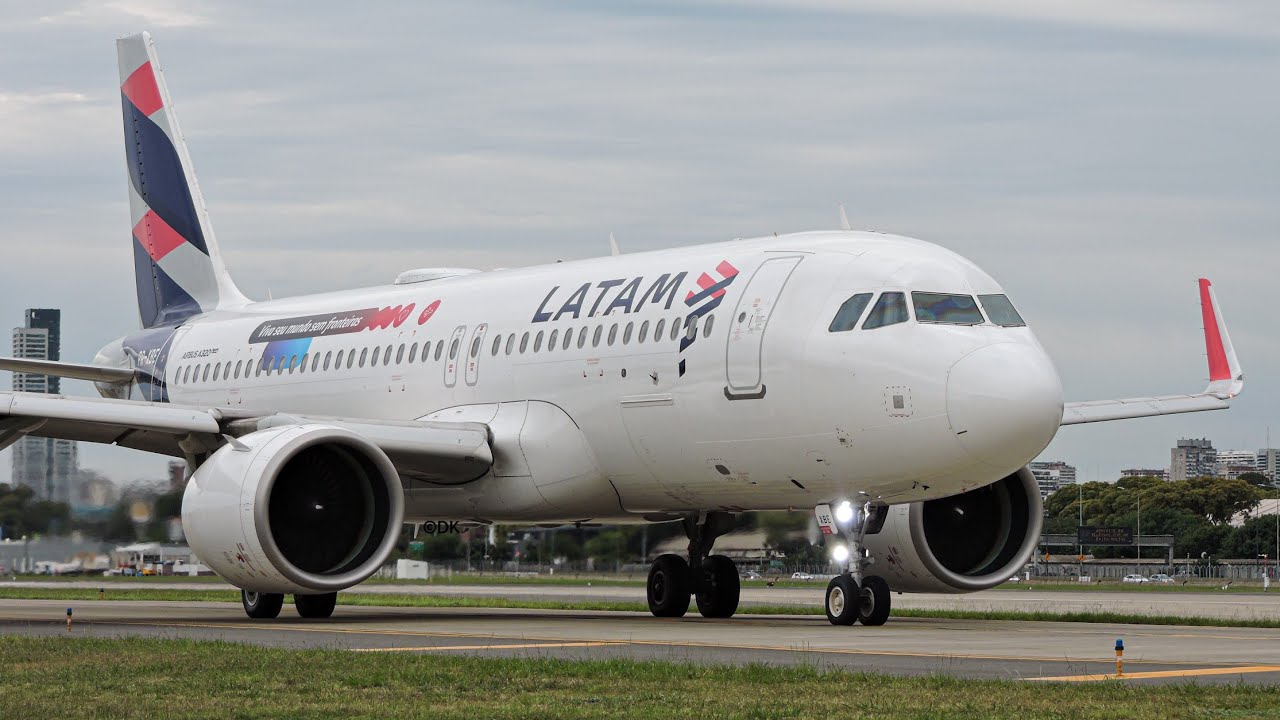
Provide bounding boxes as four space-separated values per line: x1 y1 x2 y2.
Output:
0 32 1244 625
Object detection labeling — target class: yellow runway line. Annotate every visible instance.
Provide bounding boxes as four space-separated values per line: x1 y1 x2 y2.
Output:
353 641 620 653
1028 665 1280 682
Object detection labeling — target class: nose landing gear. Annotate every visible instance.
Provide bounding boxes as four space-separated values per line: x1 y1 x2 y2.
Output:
645 511 741 619
819 502 892 626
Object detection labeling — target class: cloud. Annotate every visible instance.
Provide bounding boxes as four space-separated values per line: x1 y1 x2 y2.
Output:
36 0 211 29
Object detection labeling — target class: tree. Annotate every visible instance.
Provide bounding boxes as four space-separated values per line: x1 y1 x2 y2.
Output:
585 529 631 568
1238 472 1273 488
0 485 70 538
1223 516 1280 559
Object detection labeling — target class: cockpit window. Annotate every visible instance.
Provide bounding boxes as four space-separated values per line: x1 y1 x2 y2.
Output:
978 294 1025 327
828 293 873 332
862 292 909 329
912 292 984 325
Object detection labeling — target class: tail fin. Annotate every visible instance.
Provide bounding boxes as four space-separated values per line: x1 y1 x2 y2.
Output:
117 31 247 328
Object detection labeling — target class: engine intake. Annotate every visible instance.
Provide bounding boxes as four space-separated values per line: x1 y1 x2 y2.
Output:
863 467 1042 593
183 424 404 594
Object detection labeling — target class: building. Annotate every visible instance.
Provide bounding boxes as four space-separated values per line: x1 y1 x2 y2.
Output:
10 309 78 503
1120 468 1170 481
1257 449 1279 483
1171 438 1216 482
1029 461 1076 500
1216 449 1258 477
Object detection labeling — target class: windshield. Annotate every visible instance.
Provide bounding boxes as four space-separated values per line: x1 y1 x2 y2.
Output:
912 292 984 325
978 294 1025 327
828 293 873 332
862 292 909 329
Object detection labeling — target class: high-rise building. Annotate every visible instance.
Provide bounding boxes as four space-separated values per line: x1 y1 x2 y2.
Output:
1257 449 1279 484
1215 449 1258 477
1171 438 1216 482
1029 460 1076 500
10 309 78 503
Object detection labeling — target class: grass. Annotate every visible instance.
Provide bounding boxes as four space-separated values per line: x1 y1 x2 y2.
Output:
4 586 1280 630
1 636 1279 719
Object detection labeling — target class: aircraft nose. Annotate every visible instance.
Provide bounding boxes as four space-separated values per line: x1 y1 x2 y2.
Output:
946 343 1063 472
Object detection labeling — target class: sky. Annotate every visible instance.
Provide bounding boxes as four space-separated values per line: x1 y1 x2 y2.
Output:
0 0 1278 487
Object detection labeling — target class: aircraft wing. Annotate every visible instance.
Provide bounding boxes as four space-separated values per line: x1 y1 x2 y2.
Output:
0 356 135 384
1061 278 1243 426
0 391 492 483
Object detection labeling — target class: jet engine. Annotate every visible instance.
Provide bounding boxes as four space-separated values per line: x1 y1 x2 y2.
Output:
182 424 405 594
863 467 1042 593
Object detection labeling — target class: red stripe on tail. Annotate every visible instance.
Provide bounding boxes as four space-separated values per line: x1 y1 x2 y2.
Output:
1199 278 1231 382
133 210 186 262
121 61 163 116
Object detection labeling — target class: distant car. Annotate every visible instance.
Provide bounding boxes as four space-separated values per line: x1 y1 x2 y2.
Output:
741 571 762 580
791 572 813 580
1122 574 1148 584
1149 574 1175 584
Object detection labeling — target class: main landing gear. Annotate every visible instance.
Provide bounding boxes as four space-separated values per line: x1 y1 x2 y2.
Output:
646 511 741 619
821 502 891 626
240 590 338 620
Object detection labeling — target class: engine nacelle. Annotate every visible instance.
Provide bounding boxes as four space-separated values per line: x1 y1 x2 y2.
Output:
183 424 405 594
864 467 1042 593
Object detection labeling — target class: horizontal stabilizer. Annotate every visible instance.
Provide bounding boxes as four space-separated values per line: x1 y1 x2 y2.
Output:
0 357 135 384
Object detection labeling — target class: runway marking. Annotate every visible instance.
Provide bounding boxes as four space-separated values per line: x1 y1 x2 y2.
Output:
353 641 620 653
74 618 1212 666
1028 665 1280 682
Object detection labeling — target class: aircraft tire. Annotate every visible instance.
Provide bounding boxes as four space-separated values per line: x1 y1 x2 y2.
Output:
242 590 284 619
856 576 891 626
695 555 740 618
825 575 858 626
647 554 692 617
295 592 338 619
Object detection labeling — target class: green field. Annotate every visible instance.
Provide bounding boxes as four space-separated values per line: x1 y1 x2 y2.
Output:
3 586 1280 630
1 636 1278 719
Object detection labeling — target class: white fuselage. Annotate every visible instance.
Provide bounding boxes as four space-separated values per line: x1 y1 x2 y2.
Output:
122 231 1064 523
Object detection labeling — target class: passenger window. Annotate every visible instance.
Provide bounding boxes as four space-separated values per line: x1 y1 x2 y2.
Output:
703 314 715 338
384 344 393 363
324 352 332 371
335 350 344 369
592 325 603 347
359 348 368 367
685 316 698 340
449 338 460 359
534 331 543 352
213 362 222 380
548 329 559 351
577 326 588 349
255 359 263 377
311 353 320 372
670 318 681 341
470 336 481 358
563 328 572 350
862 292 909 330
434 341 444 361
409 343 418 363
202 364 211 382
607 324 618 346
278 356 288 374
623 322 633 344
491 336 501 356
519 332 529 354
183 366 191 384
289 355 298 373
654 319 665 341
639 320 649 343
828 293 873 332
978 294 1025 327
234 361 242 379
371 347 380 366
298 355 307 373
348 349 357 368
396 344 405 364
224 362 232 380
912 292 984 325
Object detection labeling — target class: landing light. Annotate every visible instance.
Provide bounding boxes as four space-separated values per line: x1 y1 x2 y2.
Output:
831 544 850 563
835 501 854 524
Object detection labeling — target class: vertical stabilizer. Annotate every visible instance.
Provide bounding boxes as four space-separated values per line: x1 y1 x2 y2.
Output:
117 31 248 328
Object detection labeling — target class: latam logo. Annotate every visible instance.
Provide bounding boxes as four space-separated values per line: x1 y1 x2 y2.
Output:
678 260 739 376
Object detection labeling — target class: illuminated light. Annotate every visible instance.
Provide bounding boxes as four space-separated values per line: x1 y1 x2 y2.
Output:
831 544 850 563
835 501 854 524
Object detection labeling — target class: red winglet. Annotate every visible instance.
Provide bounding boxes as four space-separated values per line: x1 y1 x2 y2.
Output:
1199 278 1231 382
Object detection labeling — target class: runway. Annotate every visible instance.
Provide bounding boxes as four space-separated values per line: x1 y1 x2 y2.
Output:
2 598 1279 684
8 579 1280 621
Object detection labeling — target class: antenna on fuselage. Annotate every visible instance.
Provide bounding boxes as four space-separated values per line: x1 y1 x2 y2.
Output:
609 232 621 256
838 203 852 231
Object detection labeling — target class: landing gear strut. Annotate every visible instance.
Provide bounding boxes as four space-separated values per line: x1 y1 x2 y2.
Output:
820 502 891 626
646 512 740 619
